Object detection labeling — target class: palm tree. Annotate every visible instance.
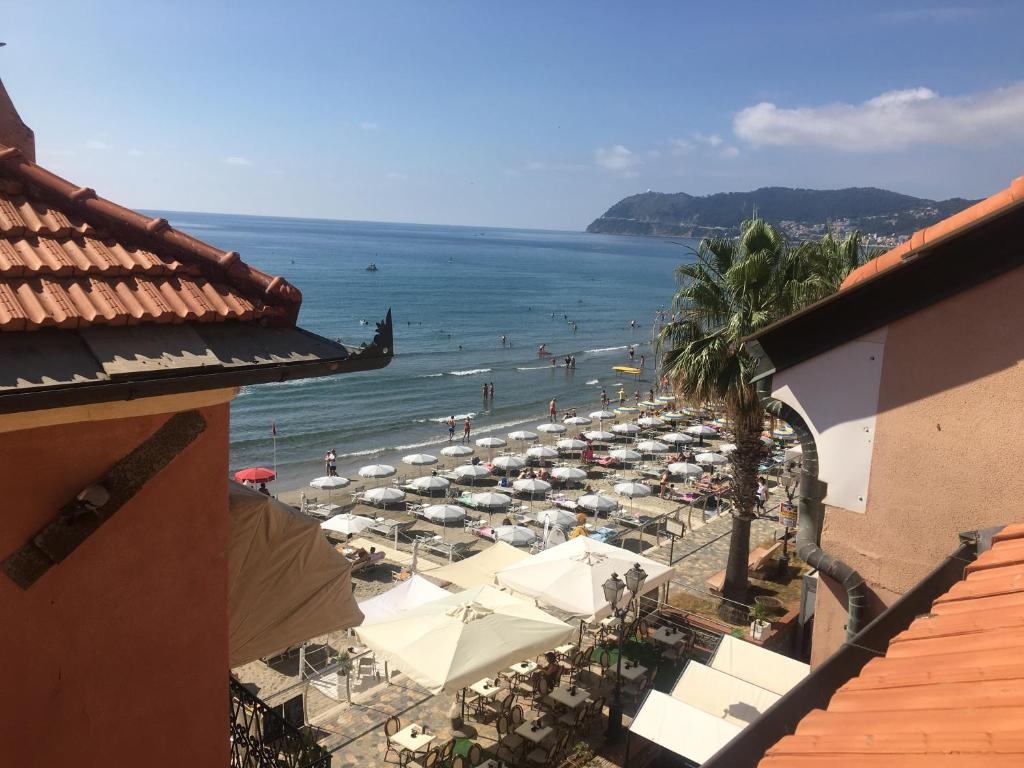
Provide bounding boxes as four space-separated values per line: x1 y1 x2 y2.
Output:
658 219 797 611
783 228 882 306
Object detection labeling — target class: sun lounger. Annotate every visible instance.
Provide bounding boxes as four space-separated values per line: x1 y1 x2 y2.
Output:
349 551 386 572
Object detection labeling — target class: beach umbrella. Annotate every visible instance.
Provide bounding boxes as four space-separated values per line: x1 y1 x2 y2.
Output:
403 453 438 467
234 467 276 483
661 432 694 445
513 478 552 496
320 514 374 536
639 400 659 408
718 442 737 454
411 475 451 492
536 423 567 434
696 452 728 465
526 445 558 460
583 430 615 442
577 494 618 513
556 438 588 452
473 493 512 521
564 416 592 426
354 585 573 694
609 448 642 462
614 482 652 498
536 508 579 528
364 487 406 505
589 410 616 421
611 422 640 435
661 411 687 422
492 455 526 472
685 425 718 437
357 574 451 626
508 430 539 442
454 464 492 484
493 525 537 547
551 466 587 482
656 395 675 404
638 416 666 428
423 504 466 524
475 437 507 449
636 440 670 454
309 474 351 504
359 464 396 479
441 444 474 457
668 462 703 478
772 426 796 440
615 406 640 415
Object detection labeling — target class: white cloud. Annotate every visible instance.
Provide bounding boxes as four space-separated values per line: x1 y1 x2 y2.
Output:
85 140 110 150
720 145 740 158
734 82 1024 152
223 156 253 166
694 132 724 147
359 121 379 131
127 148 143 156
526 160 546 171
594 144 640 175
670 138 694 155
502 169 523 177
385 171 408 181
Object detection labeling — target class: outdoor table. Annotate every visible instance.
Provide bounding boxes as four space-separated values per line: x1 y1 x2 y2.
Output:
469 678 502 700
391 723 437 755
509 660 537 679
554 643 577 658
617 662 647 682
549 684 589 710
651 626 685 647
600 615 622 629
515 720 554 745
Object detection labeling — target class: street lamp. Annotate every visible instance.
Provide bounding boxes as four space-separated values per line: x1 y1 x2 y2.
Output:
603 562 648 738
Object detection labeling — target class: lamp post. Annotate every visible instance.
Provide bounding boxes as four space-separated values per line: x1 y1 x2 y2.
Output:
604 562 648 738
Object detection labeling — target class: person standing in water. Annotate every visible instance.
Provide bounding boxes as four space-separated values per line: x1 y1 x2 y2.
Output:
447 416 456 442
489 382 495 399
549 398 557 422
463 417 472 442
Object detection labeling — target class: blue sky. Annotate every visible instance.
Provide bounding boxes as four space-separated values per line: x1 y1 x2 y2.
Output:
5 1 1024 229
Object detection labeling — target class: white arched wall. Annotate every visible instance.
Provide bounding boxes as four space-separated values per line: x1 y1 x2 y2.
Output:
769 328 887 513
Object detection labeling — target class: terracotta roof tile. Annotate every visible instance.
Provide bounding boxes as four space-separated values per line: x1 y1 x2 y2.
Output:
0 142 302 331
757 524 1024 767
842 175 1024 290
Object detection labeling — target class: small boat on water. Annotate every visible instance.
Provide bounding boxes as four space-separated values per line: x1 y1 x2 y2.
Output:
366 262 379 272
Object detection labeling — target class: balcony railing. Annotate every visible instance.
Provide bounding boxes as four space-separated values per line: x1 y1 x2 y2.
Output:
229 677 331 768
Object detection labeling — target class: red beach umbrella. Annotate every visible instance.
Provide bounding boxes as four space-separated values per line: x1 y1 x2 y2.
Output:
234 467 277 483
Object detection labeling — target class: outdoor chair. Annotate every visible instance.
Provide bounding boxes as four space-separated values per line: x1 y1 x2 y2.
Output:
406 746 440 768
584 696 606 733
622 674 650 708
556 704 586 741
525 739 560 767
495 712 527 763
466 743 483 766
437 739 454 766
383 715 402 764
451 757 466 768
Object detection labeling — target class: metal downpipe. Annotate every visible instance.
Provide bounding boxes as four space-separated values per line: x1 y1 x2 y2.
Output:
757 379 869 639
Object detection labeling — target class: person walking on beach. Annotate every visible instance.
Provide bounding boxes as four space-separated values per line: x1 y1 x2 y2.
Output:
326 449 337 477
549 398 557 422
639 354 645 369
463 417 472 442
756 477 768 514
601 389 609 407
618 389 626 405
447 416 456 442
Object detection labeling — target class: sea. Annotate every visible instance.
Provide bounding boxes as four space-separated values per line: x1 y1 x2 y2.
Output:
156 211 697 492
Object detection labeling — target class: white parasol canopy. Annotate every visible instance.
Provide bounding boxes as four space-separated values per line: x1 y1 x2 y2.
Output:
551 466 587 482
638 417 666 428
614 481 653 498
364 487 406 504
358 574 450 626
422 504 467 524
636 440 670 453
656 395 675 403
535 508 579 528
718 443 737 454
583 430 615 441
454 464 492 481
564 416 592 426
476 436 507 449
611 422 641 435
696 452 729 465
355 585 573 693
493 525 537 546
668 462 703 477
615 406 641 415
441 444 474 457
310 476 351 490
492 455 526 471
661 411 687 422
472 492 511 510
686 425 718 437
526 445 558 459
577 494 618 513
320 513 374 536
609 448 642 462
661 432 693 444
589 410 616 420
402 453 438 466
495 536 673 622
429 542 530 590
359 464 397 479
411 475 451 492
536 423 567 434
556 438 588 451
508 430 539 442
513 478 552 495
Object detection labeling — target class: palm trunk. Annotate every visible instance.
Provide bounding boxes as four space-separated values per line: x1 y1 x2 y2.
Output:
720 395 763 612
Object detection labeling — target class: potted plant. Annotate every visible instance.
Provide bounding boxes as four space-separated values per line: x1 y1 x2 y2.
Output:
563 740 595 767
750 602 771 640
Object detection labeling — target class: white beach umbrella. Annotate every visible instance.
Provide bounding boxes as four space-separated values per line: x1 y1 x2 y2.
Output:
320 514 374 536
686 425 718 437
615 406 641 415
359 464 397 479
556 438 588 452
583 430 615 442
564 416 592 426
589 410 616 421
472 492 512 510
536 423 567 434
441 445 474 457
611 422 641 435
535 508 579 528
513 478 552 495
638 417 666 428
656 395 675 404
577 494 618 513
495 536 674 622
661 411 687 422
310 476 351 490
402 453 438 467
355 585 573 694
668 462 703 478
508 430 539 442
696 452 729 465
493 525 537 547
661 432 694 445
357 574 451 626
492 455 526 471
636 440 670 454
423 504 466 524
411 475 451 492
364 487 406 505
639 400 660 409
526 445 559 460
609 448 642 462
476 437 507 449
551 466 587 482
718 443 737 454
454 464 492 482
614 481 653 498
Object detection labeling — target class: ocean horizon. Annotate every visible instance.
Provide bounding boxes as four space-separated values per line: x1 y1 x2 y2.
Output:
155 210 698 492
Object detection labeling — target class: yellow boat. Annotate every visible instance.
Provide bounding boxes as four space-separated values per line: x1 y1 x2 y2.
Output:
612 366 642 375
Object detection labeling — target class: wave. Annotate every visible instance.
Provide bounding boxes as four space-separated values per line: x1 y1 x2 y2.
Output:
584 346 627 354
416 373 444 378
448 368 492 376
430 412 478 423
585 379 599 385
516 365 550 371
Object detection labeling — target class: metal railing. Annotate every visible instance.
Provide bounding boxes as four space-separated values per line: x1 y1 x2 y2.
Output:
229 677 331 768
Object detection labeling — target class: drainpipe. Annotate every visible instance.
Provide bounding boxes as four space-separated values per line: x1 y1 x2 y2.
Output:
757 378 868 639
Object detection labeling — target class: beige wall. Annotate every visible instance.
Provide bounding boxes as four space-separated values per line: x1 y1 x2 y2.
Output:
811 266 1024 660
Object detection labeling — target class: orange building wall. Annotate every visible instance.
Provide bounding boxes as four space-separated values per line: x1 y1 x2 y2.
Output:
811 267 1024 662
0 403 230 768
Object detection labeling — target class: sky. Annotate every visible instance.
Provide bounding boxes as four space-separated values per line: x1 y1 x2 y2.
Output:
4 1 1024 230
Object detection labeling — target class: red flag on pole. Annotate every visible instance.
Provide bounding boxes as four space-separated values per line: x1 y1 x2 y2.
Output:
271 421 277 436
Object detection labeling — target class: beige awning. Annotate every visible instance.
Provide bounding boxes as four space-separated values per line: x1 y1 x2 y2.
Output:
427 541 530 590
228 482 363 667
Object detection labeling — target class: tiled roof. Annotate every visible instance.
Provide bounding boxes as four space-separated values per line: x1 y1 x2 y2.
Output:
0 143 302 331
758 523 1024 767
842 174 1024 290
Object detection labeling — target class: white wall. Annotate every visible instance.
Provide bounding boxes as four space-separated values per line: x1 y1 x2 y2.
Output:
770 328 887 513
